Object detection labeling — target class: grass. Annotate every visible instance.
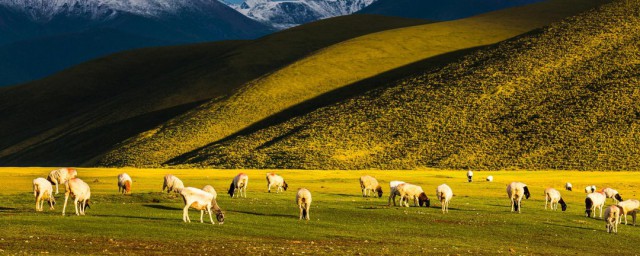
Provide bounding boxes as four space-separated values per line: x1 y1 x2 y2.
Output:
1 167 640 255
100 0 609 168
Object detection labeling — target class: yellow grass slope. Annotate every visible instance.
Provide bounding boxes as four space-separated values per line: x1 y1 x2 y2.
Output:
99 0 609 167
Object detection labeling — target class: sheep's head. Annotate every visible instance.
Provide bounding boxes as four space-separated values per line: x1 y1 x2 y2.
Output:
375 186 383 198
124 181 131 194
523 186 531 199
418 193 430 207
615 194 623 202
567 186 572 191
216 211 225 224
228 182 235 197
84 200 91 211
559 198 567 211
283 181 289 191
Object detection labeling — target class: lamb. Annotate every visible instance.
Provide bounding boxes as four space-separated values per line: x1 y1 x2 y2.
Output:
585 192 606 218
266 173 288 193
436 184 453 213
47 168 78 194
180 187 224 225
202 185 218 200
616 199 639 225
506 182 530 213
296 188 312 220
62 178 91 216
466 170 473 182
33 178 55 212
228 173 249 198
359 175 382 198
602 187 623 203
604 205 621 234
388 181 405 206
162 174 184 193
486 176 493 182
585 185 596 193
544 188 567 211
396 183 430 207
117 173 132 195
565 182 572 191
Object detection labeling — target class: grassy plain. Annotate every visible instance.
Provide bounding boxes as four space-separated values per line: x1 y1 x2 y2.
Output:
1 168 639 255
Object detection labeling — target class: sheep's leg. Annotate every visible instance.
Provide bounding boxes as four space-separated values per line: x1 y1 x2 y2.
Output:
54 182 59 195
299 206 303 220
200 210 204 223
74 199 80 216
35 194 41 211
62 192 69 216
510 199 514 212
207 207 214 225
306 206 310 220
545 196 548 210
183 204 190 223
268 183 271 193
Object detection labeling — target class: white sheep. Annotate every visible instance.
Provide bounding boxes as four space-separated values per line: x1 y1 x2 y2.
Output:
296 188 312 220
604 205 621 234
585 185 596 193
506 182 530 213
486 176 493 182
162 174 184 193
202 185 218 200
466 171 473 182
359 175 382 198
544 188 567 211
602 187 623 203
117 173 132 195
388 181 405 206
565 182 572 191
436 184 453 213
33 177 55 212
396 183 430 207
47 168 78 194
180 187 224 225
266 173 288 193
585 192 606 218
62 178 91 216
228 173 249 198
617 199 639 225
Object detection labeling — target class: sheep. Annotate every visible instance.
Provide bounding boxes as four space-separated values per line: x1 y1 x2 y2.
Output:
616 199 639 225
202 185 218 200
359 175 382 198
266 172 288 193
296 188 312 220
388 180 405 206
117 173 132 195
604 205 621 234
602 187 623 203
62 178 91 216
180 187 224 225
565 182 572 191
486 176 493 182
228 173 249 198
396 183 430 207
436 184 453 214
585 185 596 193
162 174 184 193
47 168 78 194
33 178 55 212
466 170 473 182
506 182 530 213
544 188 567 211
585 192 606 218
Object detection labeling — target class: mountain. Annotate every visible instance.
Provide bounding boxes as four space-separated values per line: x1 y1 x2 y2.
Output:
97 0 609 167
229 0 376 28
0 0 274 86
170 0 639 170
0 14 431 166
357 0 546 20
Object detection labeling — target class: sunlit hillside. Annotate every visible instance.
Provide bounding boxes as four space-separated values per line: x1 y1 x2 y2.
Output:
99 0 608 167
174 0 640 170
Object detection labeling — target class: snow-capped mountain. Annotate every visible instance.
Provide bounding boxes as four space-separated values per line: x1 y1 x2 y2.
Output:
229 0 376 29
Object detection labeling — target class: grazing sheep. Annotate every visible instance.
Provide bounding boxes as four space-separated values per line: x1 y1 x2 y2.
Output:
565 182 572 191
228 173 249 198
388 181 405 206
117 173 132 195
604 205 621 234
436 184 453 213
62 178 91 216
617 199 639 225
33 178 56 212
486 176 493 182
202 185 218 200
585 185 596 193
266 173 288 193
296 188 312 220
467 171 473 182
47 168 78 194
544 188 567 211
602 187 623 203
162 175 184 193
585 192 606 218
180 187 224 225
396 183 430 207
506 182 530 213
359 175 383 198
